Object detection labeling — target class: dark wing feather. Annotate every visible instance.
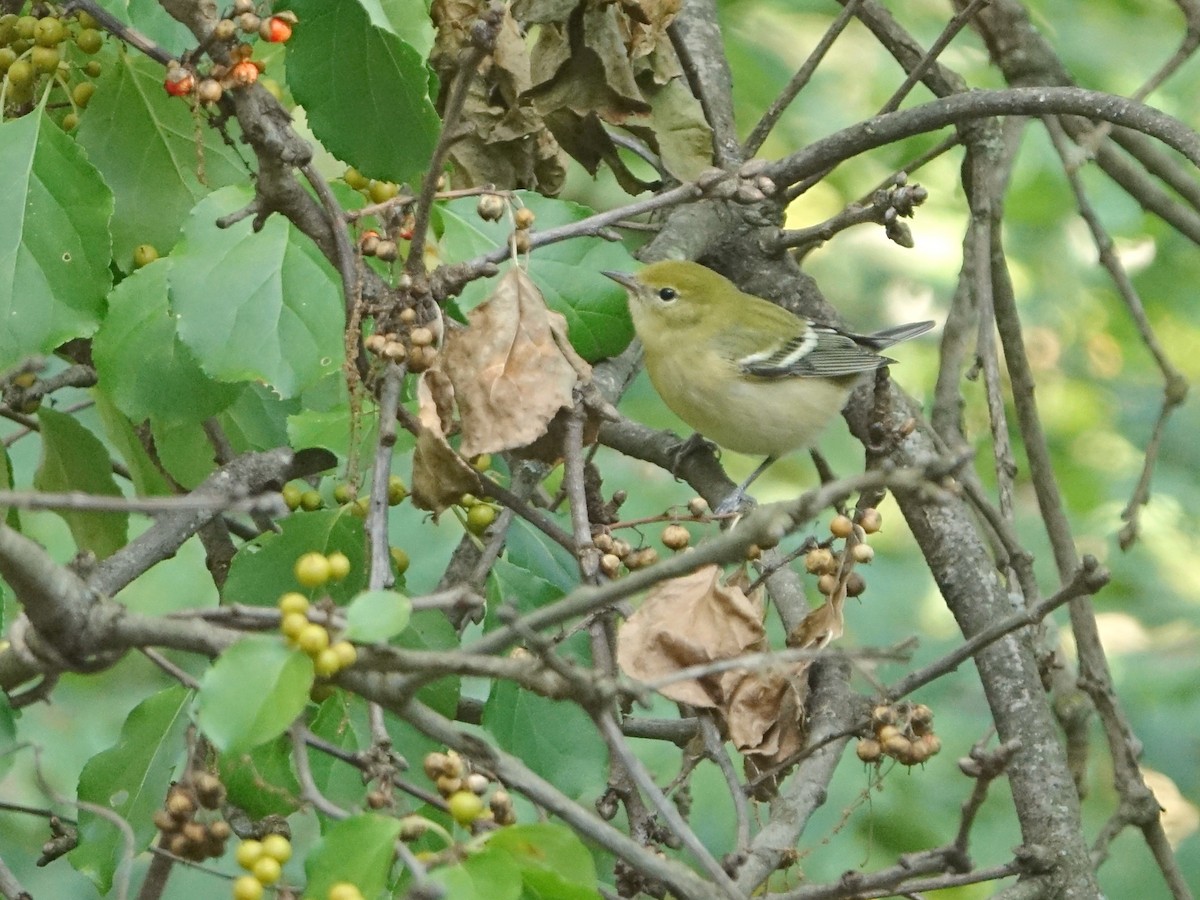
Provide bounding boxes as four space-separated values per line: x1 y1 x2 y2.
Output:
739 321 934 379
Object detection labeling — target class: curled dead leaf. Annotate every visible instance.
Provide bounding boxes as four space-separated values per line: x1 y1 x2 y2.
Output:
410 370 480 516
617 564 812 769
441 267 591 459
616 565 766 707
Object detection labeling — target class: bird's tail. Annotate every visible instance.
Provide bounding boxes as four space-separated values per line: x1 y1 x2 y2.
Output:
853 320 936 350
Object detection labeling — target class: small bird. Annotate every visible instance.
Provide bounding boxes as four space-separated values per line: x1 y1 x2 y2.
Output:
604 260 934 512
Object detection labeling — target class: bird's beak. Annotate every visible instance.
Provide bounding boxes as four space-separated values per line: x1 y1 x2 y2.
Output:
602 270 639 291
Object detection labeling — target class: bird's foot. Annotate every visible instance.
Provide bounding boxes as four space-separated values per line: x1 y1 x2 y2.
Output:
714 489 757 517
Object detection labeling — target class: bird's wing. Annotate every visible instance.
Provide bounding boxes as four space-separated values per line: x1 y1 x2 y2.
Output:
738 326 895 379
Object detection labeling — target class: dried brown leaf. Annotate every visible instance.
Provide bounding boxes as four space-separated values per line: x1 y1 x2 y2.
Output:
441 268 591 458
616 565 766 707
788 587 846 650
726 665 809 761
410 370 480 515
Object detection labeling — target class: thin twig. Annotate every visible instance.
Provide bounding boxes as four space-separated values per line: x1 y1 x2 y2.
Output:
743 0 863 157
596 713 744 899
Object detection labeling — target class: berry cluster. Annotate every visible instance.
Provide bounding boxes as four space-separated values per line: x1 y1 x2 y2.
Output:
280 556 358 678
0 7 104 128
161 0 295 103
457 486 499 537
594 532 659 577
856 702 942 767
151 774 230 862
423 750 515 829
232 833 291 900
509 205 535 253
346 168 418 277
363 307 438 371
804 508 882 599
282 473 409 517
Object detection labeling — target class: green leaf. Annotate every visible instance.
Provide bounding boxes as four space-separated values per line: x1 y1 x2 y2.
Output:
428 845 524 900
0 111 112 369
74 53 246 268
92 257 241 426
483 675 607 802
218 382 299 452
218 734 301 819
170 186 343 397
504 517 579 595
342 589 412 642
33 409 128 558
150 418 220 489
93 0 196 56
284 0 440 183
303 814 404 899
69 685 191 894
437 194 636 360
487 823 602 899
362 0 435 57
91 391 173 497
222 509 367 606
0 694 14 781
196 636 314 753
307 693 367 809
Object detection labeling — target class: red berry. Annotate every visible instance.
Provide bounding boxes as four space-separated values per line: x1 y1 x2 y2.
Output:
260 16 292 42
228 59 260 87
164 71 194 96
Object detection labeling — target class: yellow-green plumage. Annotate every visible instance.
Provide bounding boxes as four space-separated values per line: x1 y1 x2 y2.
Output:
605 261 932 459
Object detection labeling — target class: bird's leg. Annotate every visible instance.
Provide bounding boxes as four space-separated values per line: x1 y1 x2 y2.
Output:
714 455 777 516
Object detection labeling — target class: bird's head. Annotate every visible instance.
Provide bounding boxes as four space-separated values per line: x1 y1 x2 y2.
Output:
603 261 733 331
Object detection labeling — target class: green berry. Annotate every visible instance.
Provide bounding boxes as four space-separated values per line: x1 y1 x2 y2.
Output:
132 244 159 268
466 504 497 536
447 790 484 826
31 44 60 74
278 592 309 616
72 81 95 108
280 612 309 640
281 483 302 511
368 180 399 204
294 552 332 588
326 551 351 581
6 59 34 88
252 855 281 885
33 17 65 47
331 641 357 668
387 475 408 505
300 489 324 511
235 840 263 870
260 833 292 864
314 647 342 677
390 547 410 575
15 16 38 40
75 28 102 53
333 483 354 504
297 623 330 656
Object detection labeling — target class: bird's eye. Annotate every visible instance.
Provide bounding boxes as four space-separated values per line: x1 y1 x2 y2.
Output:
657 287 678 302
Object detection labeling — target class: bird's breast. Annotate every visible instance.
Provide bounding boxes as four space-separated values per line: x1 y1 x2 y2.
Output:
645 349 857 457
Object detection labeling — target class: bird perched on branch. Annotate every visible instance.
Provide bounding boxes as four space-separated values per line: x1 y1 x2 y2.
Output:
604 260 934 513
